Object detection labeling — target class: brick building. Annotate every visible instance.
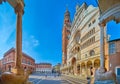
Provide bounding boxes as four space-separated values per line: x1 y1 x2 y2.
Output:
109 39 120 75
1 48 35 73
62 8 71 66
35 63 52 73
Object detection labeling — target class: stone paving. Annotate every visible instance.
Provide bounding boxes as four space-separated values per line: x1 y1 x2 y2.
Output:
28 73 70 84
28 73 90 84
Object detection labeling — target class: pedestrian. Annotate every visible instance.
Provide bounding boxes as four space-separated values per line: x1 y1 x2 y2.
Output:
45 73 47 78
45 74 47 78
54 74 56 77
87 77 91 84
58 73 59 77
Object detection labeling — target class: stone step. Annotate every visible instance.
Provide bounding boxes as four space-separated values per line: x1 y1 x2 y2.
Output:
62 75 88 84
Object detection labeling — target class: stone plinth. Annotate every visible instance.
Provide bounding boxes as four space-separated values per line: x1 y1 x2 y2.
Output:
0 72 32 84
94 68 117 84
94 80 116 84
12 68 24 75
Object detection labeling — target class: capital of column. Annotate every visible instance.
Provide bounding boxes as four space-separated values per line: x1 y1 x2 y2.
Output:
15 3 24 15
99 22 106 27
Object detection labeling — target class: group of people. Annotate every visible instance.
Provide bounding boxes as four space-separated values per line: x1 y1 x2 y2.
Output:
45 73 61 78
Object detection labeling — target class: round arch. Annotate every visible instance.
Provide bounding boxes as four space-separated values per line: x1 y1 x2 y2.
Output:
94 59 100 69
98 0 120 24
87 61 92 68
87 61 93 76
8 65 11 72
81 62 85 68
77 64 80 74
81 62 86 75
71 57 76 65
71 57 77 75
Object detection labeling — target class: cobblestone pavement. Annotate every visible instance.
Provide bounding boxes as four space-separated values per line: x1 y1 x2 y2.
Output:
28 73 70 84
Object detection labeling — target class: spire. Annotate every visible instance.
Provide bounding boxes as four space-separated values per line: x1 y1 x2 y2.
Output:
63 4 71 25
66 4 68 11
65 4 70 17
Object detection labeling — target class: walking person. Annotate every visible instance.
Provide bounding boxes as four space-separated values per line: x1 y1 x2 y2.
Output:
87 77 91 84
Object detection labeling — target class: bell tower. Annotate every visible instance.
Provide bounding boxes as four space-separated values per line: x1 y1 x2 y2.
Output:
62 8 71 66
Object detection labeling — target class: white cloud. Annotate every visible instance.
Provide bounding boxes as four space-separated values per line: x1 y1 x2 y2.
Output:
22 35 39 50
30 35 39 47
31 35 39 47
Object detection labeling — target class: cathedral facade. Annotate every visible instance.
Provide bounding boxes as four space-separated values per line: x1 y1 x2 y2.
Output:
61 3 108 77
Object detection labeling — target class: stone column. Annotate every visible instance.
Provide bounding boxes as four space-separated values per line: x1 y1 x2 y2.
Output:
92 60 94 68
94 23 117 83
12 3 24 75
99 23 106 71
85 63 87 77
91 61 94 76
80 64 82 76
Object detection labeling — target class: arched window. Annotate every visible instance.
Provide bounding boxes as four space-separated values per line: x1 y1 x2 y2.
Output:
90 50 95 56
8 65 11 72
85 54 87 58
77 47 80 51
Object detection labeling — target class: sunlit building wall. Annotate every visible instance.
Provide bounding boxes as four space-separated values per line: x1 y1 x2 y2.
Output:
35 63 52 73
1 48 35 73
61 3 108 76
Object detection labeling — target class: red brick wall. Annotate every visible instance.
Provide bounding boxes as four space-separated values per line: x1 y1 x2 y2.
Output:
109 52 120 72
35 64 52 69
1 48 35 73
109 40 120 72
62 11 71 65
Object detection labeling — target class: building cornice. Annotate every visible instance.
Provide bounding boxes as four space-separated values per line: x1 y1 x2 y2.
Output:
3 48 35 62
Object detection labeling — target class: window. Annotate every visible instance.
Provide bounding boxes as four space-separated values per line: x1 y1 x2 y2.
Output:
77 47 80 52
85 54 87 58
90 50 95 56
67 35 70 40
67 30 70 33
92 19 96 24
109 43 116 54
28 61 30 65
88 23 91 27
116 67 120 76
22 59 26 63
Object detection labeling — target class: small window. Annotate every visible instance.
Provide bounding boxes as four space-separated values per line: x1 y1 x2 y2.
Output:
90 50 95 56
92 19 96 24
88 23 91 27
77 47 80 51
109 43 116 54
116 67 120 76
67 35 70 40
93 27 95 33
67 30 70 33
85 54 87 58
28 61 30 65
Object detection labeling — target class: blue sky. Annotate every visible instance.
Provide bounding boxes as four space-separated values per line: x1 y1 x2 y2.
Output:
0 0 120 66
